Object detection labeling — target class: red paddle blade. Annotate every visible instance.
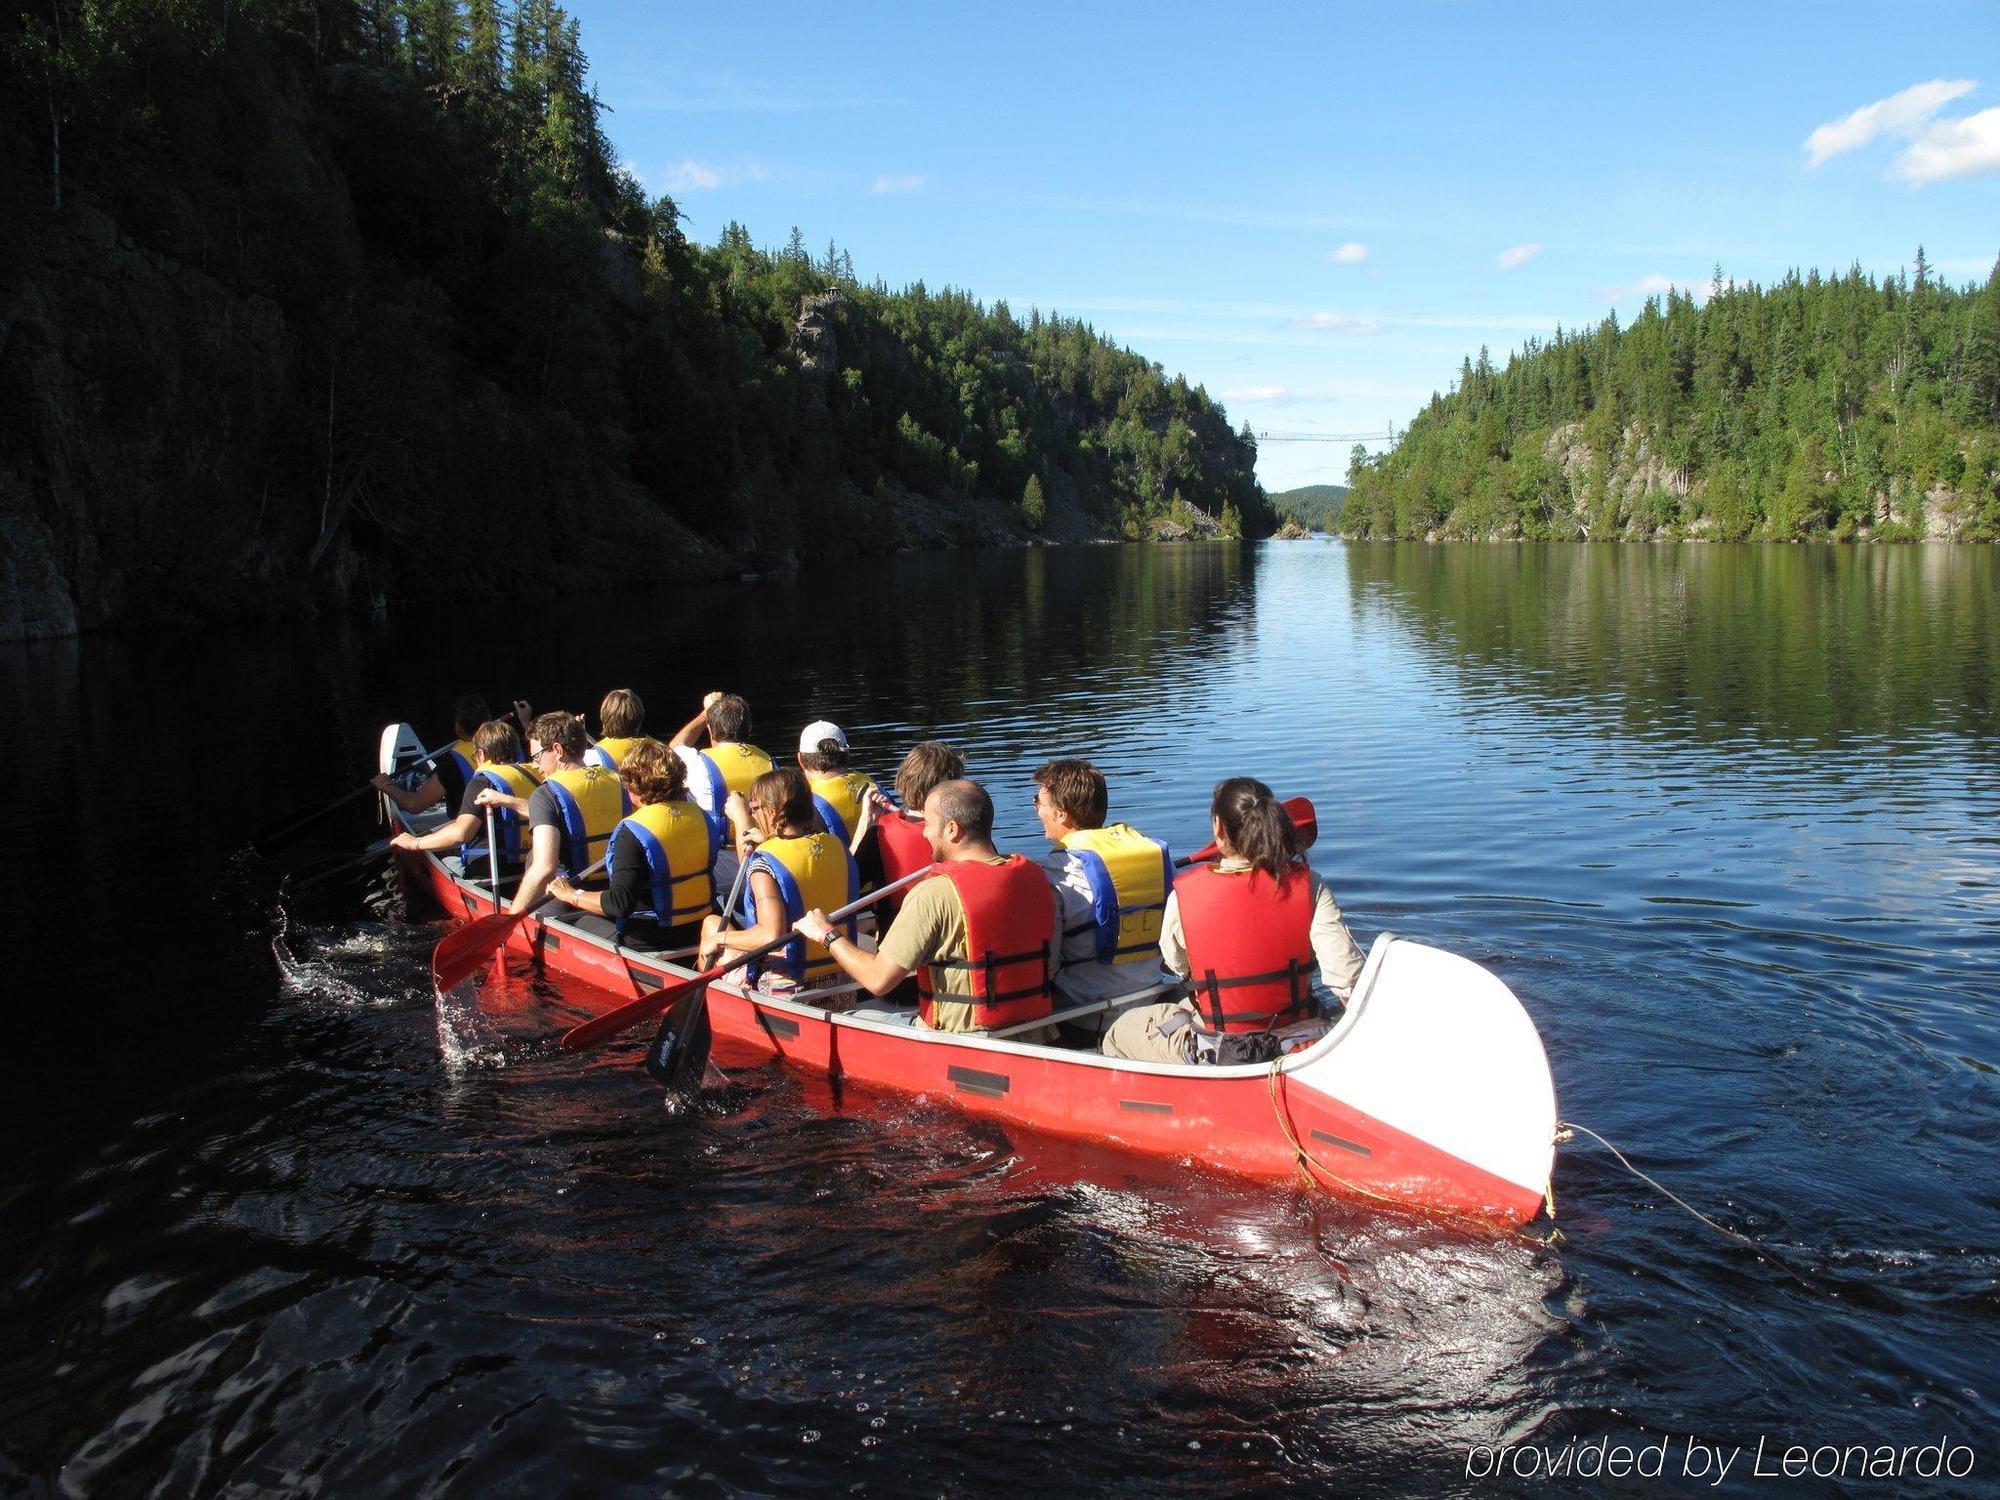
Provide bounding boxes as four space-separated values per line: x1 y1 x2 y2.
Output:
560 970 715 1052
1284 796 1319 852
1176 797 1317 869
431 911 525 992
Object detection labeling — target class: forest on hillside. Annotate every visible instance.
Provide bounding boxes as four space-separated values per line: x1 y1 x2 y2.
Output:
1344 258 2000 543
0 0 1267 636
1268 484 1348 532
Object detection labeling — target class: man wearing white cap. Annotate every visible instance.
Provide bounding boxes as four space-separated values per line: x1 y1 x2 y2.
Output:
796 721 882 856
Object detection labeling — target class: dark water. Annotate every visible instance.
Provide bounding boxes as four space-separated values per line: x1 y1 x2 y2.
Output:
4 541 1996 1497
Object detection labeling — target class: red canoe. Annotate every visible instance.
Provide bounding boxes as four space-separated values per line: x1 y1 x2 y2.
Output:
377 723 1561 1225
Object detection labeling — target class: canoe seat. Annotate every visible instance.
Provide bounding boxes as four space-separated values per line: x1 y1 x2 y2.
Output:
848 999 919 1027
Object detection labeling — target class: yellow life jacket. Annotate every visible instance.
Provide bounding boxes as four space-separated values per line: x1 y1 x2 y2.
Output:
543 764 631 876
586 735 658 771
460 761 543 870
606 800 718 930
694 741 775 804
740 830 859 983
808 770 878 847
441 737 480 788
1058 823 1174 965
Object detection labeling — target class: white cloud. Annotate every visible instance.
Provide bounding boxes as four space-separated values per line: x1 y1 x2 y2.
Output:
659 159 769 192
664 159 722 191
1291 312 1388 334
1328 241 1370 264
1496 242 1543 270
1223 385 1290 402
872 173 926 194
1598 273 1693 304
1804 79 1975 166
1894 106 2000 183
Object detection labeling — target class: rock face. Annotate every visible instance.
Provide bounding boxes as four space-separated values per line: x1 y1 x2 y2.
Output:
1147 504 1224 542
1542 422 1693 538
0 206 298 641
1273 518 1310 539
790 290 842 411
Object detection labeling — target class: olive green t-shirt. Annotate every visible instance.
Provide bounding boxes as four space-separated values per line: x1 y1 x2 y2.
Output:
877 859 1059 1034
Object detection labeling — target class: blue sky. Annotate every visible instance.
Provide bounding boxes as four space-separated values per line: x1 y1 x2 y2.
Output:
574 0 2000 491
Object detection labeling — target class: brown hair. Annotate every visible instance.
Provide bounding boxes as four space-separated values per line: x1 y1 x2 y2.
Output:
599 688 644 739
452 693 491 737
1211 777 1299 882
894 741 964 811
474 719 522 766
707 693 752 743
927 779 994 842
620 739 686 805
750 766 816 831
529 711 587 761
798 737 850 775
1034 757 1107 828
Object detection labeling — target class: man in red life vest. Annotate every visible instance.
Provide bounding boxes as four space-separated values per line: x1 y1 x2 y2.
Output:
1102 777 1365 1065
794 779 1061 1041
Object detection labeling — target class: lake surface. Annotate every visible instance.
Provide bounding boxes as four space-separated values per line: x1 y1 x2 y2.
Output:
3 540 1996 1497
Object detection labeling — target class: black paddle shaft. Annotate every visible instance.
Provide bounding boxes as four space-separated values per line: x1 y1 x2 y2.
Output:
643 989 714 1090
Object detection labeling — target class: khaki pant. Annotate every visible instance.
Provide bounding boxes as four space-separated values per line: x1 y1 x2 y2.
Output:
1100 999 1200 1063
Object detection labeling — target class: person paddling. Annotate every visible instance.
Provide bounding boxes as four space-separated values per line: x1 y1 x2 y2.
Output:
1101 777 1364 1064
372 693 490 815
1033 757 1176 1011
479 711 630 915
867 740 965 895
544 740 716 952
796 720 880 850
797 779 1060 1042
385 719 536 881
696 767 858 995
584 688 658 771
668 691 774 887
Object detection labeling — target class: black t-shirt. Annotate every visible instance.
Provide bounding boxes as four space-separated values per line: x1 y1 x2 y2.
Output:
600 826 650 923
434 753 469 813
527 782 562 834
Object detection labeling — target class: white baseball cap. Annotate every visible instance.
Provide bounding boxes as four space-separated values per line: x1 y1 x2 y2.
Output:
798 720 848 753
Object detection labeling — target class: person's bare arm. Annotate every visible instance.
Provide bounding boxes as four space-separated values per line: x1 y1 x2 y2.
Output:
798 907 910 997
510 825 562 914
668 691 725 750
390 812 479 853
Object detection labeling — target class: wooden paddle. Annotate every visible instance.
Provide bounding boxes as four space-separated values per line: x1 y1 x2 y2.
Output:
253 743 452 855
431 854 608 992
1173 795 1318 867
278 838 392 900
561 865 931 1055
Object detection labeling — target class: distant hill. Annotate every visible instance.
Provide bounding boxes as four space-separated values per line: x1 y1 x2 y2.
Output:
1344 257 2000 542
1267 484 1349 532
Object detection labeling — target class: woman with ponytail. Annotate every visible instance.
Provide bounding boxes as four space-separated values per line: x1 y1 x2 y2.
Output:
1101 777 1364 1064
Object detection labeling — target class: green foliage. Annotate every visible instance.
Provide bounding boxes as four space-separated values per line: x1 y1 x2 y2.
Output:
1267 484 1348 532
0 0 1270 623
1346 257 2000 542
1021 472 1046 530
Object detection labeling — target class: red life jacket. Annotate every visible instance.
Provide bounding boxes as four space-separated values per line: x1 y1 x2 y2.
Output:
915 856 1055 1031
876 809 933 886
1177 863 1318 1032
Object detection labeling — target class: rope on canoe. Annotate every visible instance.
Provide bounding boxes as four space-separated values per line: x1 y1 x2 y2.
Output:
1265 1061 1402 1210
1558 1121 1825 1290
